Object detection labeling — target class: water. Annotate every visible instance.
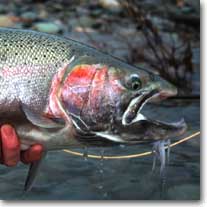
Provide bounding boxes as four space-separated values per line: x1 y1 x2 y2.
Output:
0 101 200 200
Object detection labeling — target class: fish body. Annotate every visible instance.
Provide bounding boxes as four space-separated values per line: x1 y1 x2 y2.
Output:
0 28 186 150
0 28 187 191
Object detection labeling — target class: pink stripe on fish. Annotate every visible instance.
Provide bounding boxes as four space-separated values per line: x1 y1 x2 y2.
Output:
44 63 69 118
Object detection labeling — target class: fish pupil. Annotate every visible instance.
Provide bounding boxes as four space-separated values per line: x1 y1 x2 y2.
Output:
132 82 140 90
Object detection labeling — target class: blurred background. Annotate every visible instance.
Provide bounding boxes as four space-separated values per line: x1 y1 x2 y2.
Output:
0 0 200 200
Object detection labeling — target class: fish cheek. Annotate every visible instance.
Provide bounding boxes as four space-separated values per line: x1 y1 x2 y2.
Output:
79 66 111 125
61 64 97 118
60 64 125 130
81 66 127 129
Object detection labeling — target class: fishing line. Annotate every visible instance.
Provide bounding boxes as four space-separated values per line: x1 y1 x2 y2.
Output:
63 131 200 160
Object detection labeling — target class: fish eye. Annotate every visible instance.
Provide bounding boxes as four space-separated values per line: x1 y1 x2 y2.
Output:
127 74 142 90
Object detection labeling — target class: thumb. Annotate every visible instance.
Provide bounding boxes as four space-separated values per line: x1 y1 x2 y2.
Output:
0 124 20 166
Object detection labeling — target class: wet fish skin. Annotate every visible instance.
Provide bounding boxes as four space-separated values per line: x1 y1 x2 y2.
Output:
0 28 183 150
0 28 187 192
0 28 74 117
0 27 148 119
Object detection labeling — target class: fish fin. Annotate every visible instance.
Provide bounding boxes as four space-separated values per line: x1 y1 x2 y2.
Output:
21 104 63 129
24 151 47 192
95 132 126 143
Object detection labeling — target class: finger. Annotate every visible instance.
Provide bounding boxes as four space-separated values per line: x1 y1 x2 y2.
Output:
21 144 44 164
0 134 2 163
1 125 20 166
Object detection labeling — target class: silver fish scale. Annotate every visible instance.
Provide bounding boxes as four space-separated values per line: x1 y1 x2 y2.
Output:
0 28 73 116
0 28 72 67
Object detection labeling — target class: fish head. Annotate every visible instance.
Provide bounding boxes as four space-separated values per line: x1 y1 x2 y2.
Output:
107 65 178 126
58 56 186 144
105 64 186 143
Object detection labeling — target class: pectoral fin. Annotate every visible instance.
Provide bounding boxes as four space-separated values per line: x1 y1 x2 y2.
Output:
95 132 126 143
24 151 47 192
21 103 63 129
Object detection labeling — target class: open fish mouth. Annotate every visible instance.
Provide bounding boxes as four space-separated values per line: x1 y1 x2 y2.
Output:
121 88 187 141
122 89 159 125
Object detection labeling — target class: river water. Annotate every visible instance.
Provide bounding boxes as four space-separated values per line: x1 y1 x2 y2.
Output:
0 99 200 200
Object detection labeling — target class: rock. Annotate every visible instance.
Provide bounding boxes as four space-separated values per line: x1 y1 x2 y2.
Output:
99 0 122 13
0 15 15 27
38 9 49 19
50 3 64 12
21 11 38 22
90 8 103 17
33 22 62 34
78 16 95 27
69 16 96 30
115 26 137 37
0 4 7 14
150 16 175 31
181 6 194 14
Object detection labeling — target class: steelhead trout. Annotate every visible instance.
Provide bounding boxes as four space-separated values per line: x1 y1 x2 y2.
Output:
0 28 186 191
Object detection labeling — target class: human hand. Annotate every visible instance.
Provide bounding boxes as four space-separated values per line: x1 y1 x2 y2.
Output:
0 124 43 166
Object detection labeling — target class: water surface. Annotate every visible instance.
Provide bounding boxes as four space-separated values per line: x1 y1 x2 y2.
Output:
0 100 200 200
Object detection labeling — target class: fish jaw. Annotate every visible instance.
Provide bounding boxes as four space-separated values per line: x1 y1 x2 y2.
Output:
114 75 186 143
121 76 178 126
114 118 187 144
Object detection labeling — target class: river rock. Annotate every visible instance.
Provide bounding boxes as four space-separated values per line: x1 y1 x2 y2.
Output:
33 22 62 34
0 15 15 27
0 4 7 14
99 0 121 13
21 11 38 22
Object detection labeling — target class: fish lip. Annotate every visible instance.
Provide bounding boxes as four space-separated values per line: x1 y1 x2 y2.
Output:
120 86 187 143
146 117 187 134
117 118 187 144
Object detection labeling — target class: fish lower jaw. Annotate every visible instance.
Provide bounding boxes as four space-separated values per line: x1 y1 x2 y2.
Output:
121 91 187 133
123 110 186 132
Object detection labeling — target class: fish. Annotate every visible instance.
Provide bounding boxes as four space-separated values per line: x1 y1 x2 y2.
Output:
0 28 187 191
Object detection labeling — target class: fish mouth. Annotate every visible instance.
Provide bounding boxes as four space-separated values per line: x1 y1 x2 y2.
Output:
122 89 159 125
116 118 187 144
121 87 187 141
121 89 174 126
